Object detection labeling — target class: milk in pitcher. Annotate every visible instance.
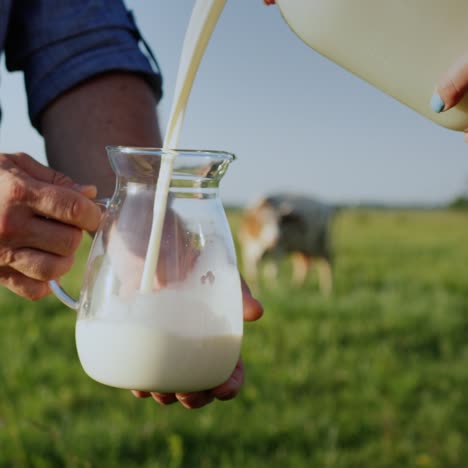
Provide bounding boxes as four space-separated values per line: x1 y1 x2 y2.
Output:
76 265 243 393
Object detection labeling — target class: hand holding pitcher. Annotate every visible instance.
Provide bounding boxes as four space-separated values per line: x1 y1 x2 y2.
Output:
49 147 260 406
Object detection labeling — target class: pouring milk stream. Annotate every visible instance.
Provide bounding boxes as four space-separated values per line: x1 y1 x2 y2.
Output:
140 0 227 292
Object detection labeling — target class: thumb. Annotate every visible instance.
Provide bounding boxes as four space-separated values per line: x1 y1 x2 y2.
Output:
12 152 97 198
241 276 264 321
432 53 468 113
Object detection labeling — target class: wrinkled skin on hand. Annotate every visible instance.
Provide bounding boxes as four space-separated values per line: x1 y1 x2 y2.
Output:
0 152 101 299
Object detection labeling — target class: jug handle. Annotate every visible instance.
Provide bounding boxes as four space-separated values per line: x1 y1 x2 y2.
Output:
49 198 110 310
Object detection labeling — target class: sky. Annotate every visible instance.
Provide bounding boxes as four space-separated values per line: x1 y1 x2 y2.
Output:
1 0 468 207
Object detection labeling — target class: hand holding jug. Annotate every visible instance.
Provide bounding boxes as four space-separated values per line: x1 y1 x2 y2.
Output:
50 147 244 395
265 0 468 130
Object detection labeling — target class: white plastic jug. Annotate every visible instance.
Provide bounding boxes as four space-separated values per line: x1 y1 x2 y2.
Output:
273 0 468 131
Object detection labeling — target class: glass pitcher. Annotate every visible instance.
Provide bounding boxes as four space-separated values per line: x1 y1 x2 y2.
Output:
50 147 243 393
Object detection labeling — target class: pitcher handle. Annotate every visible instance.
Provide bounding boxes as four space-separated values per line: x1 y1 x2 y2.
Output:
49 197 110 311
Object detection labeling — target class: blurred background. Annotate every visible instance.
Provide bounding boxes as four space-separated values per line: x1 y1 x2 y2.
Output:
1 1 468 467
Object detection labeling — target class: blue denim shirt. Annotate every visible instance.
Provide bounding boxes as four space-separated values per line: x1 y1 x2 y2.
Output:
0 0 162 130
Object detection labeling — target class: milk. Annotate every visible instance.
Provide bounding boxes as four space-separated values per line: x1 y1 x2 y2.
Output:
76 321 241 393
140 0 227 292
275 0 468 130
76 257 243 392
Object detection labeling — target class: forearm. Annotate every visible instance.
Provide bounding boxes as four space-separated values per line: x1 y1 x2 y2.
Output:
41 72 163 198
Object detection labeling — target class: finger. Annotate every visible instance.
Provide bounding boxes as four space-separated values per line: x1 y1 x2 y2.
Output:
11 152 97 197
1 248 74 281
0 267 50 300
131 390 151 398
210 359 244 401
433 53 468 112
22 218 83 256
150 392 178 405
0 170 101 232
29 183 102 231
241 276 263 321
175 391 214 409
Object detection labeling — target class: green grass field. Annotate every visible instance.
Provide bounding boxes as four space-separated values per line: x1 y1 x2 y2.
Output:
1 209 468 467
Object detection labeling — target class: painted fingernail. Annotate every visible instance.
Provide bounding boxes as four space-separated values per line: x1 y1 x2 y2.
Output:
431 93 445 113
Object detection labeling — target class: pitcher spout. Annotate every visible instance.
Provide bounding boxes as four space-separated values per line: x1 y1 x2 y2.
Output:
105 147 235 188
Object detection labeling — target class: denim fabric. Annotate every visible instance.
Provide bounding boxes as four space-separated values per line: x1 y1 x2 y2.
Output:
0 0 162 129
